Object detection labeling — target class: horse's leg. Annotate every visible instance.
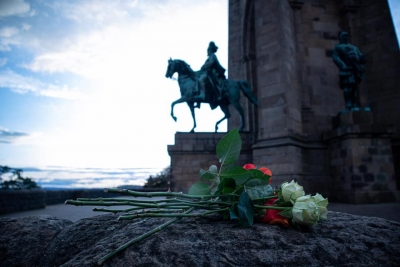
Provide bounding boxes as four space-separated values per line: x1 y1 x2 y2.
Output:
215 104 231 132
231 100 245 132
171 97 186 121
188 102 197 133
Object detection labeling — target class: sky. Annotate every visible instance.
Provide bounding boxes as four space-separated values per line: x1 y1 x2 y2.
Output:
0 0 229 188
0 0 399 188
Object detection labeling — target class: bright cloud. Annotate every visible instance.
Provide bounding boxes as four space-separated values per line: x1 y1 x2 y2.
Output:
0 127 29 144
0 23 34 51
49 0 140 25
0 69 84 99
24 1 228 77
0 0 31 17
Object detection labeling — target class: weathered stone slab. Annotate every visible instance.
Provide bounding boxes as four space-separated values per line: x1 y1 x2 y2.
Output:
0 215 72 267
1 212 400 266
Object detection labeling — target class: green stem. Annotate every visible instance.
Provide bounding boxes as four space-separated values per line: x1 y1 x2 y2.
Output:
231 185 243 194
253 205 288 210
104 188 238 199
97 207 196 265
93 207 186 213
118 208 229 220
66 199 224 210
77 197 168 203
251 195 278 201
76 197 232 207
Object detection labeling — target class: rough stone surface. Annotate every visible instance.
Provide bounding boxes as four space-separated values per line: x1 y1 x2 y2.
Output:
1 212 400 266
0 215 73 267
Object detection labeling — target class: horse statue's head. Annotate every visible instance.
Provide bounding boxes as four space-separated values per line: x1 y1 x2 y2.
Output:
165 58 195 79
165 57 176 79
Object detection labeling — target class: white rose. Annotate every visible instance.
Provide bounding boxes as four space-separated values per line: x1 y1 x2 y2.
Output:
313 193 329 220
281 180 305 203
292 195 320 226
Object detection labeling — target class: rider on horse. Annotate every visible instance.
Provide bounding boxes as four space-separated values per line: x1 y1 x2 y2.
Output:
196 42 227 106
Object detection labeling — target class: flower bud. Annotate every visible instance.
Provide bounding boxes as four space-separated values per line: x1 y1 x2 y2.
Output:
281 180 305 203
291 195 319 226
313 193 329 220
291 193 329 226
243 163 256 170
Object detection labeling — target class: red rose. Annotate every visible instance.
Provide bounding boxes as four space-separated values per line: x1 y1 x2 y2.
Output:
258 198 289 227
243 163 256 170
243 164 272 184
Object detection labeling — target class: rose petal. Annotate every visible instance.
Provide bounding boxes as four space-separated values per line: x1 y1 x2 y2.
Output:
243 163 256 170
258 198 288 225
258 167 272 177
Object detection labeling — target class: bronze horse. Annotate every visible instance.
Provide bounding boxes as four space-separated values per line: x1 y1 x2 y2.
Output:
165 58 258 132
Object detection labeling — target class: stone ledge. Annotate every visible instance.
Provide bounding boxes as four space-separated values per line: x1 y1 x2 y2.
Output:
329 190 400 204
253 135 327 150
322 124 396 142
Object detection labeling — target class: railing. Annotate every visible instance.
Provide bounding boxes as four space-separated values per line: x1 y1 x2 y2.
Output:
0 187 169 215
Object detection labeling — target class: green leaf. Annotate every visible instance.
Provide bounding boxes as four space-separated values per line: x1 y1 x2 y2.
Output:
245 170 271 186
199 165 218 180
188 181 210 195
215 177 236 195
248 169 266 179
237 192 254 227
244 184 274 199
220 165 252 185
229 204 239 221
278 208 293 219
216 129 242 165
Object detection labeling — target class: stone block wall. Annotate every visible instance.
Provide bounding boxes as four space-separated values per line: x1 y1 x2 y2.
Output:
323 113 399 203
0 189 121 215
168 132 254 193
0 190 46 214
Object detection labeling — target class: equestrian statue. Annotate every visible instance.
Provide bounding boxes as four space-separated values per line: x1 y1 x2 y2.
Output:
165 41 258 132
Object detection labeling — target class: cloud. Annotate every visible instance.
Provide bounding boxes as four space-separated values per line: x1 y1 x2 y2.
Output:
0 127 29 144
0 27 19 38
0 58 7 67
49 0 140 25
19 166 161 188
0 0 31 17
0 24 30 51
0 26 20 51
21 23 32 31
24 0 228 80
0 69 85 99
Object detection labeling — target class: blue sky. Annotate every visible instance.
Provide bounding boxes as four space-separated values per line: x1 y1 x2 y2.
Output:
0 0 398 188
0 0 229 188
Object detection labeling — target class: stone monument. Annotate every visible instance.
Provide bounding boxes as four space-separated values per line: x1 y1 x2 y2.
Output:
169 0 400 203
166 41 258 192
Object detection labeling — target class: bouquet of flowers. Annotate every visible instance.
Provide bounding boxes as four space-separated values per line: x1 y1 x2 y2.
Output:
66 129 328 265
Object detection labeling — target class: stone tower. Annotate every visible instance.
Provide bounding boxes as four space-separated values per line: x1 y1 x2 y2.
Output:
227 0 400 203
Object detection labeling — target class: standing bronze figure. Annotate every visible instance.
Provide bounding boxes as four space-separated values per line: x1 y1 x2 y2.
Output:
332 31 367 111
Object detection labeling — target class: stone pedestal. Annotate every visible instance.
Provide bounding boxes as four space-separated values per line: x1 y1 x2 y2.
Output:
167 132 254 193
323 111 400 203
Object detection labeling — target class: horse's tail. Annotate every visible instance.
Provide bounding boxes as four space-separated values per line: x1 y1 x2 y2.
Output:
238 81 258 106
